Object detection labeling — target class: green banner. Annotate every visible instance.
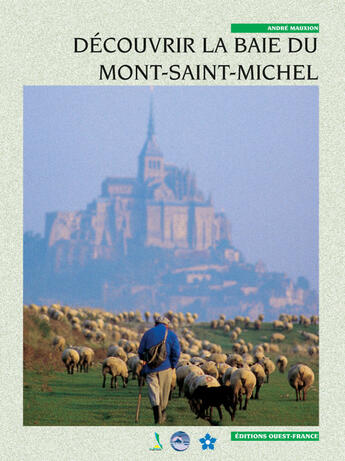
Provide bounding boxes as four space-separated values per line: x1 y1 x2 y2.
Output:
231 24 319 33
231 431 319 441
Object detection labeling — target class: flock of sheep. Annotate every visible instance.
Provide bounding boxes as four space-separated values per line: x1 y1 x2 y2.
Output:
25 303 318 424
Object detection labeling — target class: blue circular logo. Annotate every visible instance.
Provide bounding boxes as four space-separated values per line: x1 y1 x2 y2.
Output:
170 431 190 451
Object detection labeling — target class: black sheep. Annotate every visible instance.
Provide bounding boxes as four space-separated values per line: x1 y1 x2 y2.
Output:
191 385 232 423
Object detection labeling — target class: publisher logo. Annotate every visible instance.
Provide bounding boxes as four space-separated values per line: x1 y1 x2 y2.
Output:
199 433 217 450
170 431 190 451
149 432 163 451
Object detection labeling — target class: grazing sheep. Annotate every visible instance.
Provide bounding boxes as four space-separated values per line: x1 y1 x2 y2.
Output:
230 331 238 341
180 352 192 361
253 344 264 354
177 365 204 397
242 353 254 367
235 315 244 325
269 343 280 353
310 315 318 325
53 335 66 351
95 330 106 343
62 348 80 374
127 355 144 381
228 368 256 420
253 351 265 363
102 357 128 389
222 366 238 386
261 342 270 353
273 320 284 330
144 311 150 322
254 319 261 330
192 385 232 422
176 359 192 368
232 342 241 353
239 344 248 355
234 327 242 335
217 362 230 382
200 361 219 379
210 320 218 329
308 346 318 356
190 357 205 366
293 344 305 354
209 353 227 364
39 314 50 322
284 321 293 332
183 372 206 399
260 357 276 383
276 355 288 373
226 353 243 368
301 331 319 344
107 345 127 362
187 374 221 420
28 304 40 315
208 343 222 354
250 363 266 399
288 364 314 401
271 332 285 343
40 305 48 314
79 346 94 372
200 350 211 359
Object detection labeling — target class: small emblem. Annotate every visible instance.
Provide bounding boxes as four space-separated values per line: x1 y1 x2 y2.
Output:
150 432 163 451
170 431 190 451
199 433 217 450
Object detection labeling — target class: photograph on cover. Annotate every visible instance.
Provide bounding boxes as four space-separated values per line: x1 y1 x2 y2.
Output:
23 86 318 426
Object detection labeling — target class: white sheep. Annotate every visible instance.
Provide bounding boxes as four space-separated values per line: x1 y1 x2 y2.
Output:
260 357 276 383
79 346 94 372
287 363 314 401
250 363 266 399
62 348 80 374
127 355 144 381
188 374 220 399
102 357 128 389
276 355 288 373
226 353 243 368
222 366 238 386
200 361 219 379
177 364 204 397
271 332 285 343
208 353 227 364
107 345 127 362
52 335 66 351
228 368 256 420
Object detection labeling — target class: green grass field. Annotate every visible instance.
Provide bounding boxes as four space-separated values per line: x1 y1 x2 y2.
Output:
23 321 318 426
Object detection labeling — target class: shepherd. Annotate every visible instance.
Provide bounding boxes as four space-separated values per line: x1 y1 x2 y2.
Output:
138 316 180 424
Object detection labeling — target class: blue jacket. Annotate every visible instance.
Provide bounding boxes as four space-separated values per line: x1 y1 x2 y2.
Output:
138 323 181 374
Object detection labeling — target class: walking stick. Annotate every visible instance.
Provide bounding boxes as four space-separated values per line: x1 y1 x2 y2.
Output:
135 375 144 423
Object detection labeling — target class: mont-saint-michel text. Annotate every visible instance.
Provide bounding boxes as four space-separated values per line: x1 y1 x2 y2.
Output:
73 35 319 81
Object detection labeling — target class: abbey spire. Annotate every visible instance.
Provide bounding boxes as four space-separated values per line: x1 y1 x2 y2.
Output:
138 89 164 182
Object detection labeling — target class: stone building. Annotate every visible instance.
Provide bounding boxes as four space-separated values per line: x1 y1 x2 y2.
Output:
45 98 231 271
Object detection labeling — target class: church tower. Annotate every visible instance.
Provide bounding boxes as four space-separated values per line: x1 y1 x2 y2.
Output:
138 91 165 183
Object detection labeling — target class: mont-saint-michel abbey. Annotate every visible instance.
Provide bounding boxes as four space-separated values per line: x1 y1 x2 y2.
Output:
46 100 231 266
24 97 318 320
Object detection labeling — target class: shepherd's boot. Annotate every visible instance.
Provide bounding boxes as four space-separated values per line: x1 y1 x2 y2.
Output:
153 405 162 424
161 408 167 423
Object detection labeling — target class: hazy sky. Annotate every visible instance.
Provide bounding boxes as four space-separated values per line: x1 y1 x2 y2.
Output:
24 86 318 289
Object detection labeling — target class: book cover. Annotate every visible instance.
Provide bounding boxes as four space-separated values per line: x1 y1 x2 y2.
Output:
1 1 344 459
